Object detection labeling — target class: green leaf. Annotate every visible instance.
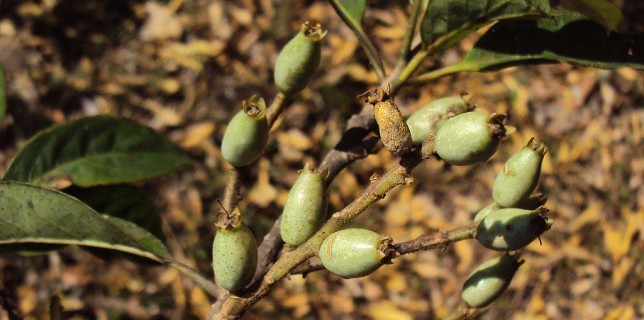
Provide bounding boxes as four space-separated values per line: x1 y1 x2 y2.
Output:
420 0 550 51
2 115 192 188
558 0 623 31
332 0 366 26
64 184 165 242
0 181 172 262
452 10 644 72
0 65 5 125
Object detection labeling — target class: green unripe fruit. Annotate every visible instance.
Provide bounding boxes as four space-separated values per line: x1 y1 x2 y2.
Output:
476 207 552 251
435 112 509 166
493 138 548 207
461 254 523 308
474 194 547 222
406 95 474 144
319 228 393 279
362 87 413 157
274 22 326 95
280 163 328 246
474 203 502 222
212 208 258 293
221 96 269 167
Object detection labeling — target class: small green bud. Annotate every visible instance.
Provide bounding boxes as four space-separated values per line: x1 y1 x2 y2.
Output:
361 87 413 157
319 228 394 279
406 94 474 144
221 96 269 167
493 138 548 207
476 207 552 251
274 22 326 95
212 207 258 293
435 112 508 166
280 163 328 246
461 254 523 308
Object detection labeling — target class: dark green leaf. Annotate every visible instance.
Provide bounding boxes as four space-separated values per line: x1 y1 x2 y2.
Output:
421 0 550 51
454 10 644 71
64 184 165 241
2 115 192 188
0 181 171 262
559 0 623 31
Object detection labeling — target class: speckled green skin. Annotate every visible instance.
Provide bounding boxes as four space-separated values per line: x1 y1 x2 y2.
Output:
476 207 551 251
212 223 258 293
406 96 471 144
280 165 328 246
461 254 521 308
274 28 322 95
435 112 502 166
493 140 546 207
319 228 385 278
221 108 269 167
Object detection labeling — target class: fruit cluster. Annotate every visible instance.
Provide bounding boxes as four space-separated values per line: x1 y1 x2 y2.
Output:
213 21 553 313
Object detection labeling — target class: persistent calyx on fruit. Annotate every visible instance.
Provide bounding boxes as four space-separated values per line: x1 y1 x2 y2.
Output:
361 87 413 157
318 228 395 279
280 163 328 246
476 207 552 251
461 253 523 308
274 22 326 95
435 111 511 166
493 138 548 208
212 207 258 293
221 96 270 167
406 94 474 144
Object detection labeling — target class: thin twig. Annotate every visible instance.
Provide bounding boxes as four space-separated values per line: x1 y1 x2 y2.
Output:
329 0 386 83
266 92 287 128
168 261 223 299
221 166 243 213
247 216 284 287
443 301 472 320
408 62 472 85
211 149 424 319
397 0 424 68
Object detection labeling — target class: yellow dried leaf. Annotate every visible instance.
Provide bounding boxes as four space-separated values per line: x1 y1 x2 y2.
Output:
247 159 277 208
140 2 183 41
602 216 635 263
453 241 474 274
366 301 413 320
276 129 313 151
181 122 216 148
281 292 309 308
567 202 601 232
611 257 634 288
385 273 407 294
605 305 635 320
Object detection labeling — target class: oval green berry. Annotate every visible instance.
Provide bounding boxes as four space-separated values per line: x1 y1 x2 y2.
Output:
319 228 392 279
280 163 328 246
493 138 548 207
406 95 473 144
474 194 547 222
212 208 258 293
221 96 269 167
435 112 508 166
274 22 326 95
461 254 522 308
476 207 552 251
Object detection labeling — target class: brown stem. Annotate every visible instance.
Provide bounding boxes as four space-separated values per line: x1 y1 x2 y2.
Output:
443 301 472 320
221 166 243 213
247 216 284 288
266 92 287 128
211 150 423 319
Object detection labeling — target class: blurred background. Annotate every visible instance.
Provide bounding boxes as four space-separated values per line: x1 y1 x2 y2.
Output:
0 0 641 319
